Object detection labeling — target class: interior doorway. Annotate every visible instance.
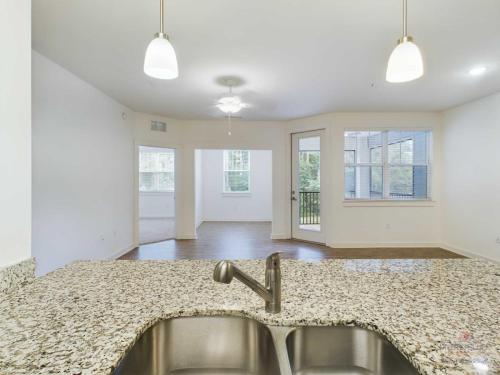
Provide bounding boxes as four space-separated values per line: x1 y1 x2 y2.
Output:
291 130 326 244
194 149 273 240
138 146 175 244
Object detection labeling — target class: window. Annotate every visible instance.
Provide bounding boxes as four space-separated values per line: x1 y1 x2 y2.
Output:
223 150 250 193
139 149 175 192
388 139 414 196
344 131 430 200
369 146 382 197
344 150 356 198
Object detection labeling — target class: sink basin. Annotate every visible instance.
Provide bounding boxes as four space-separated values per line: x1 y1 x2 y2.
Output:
113 316 281 375
286 326 419 375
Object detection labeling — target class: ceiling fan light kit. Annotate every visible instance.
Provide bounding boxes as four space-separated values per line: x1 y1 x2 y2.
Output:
216 85 249 114
217 96 244 114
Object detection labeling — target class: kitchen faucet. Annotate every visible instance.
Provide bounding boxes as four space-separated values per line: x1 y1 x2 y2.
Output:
213 252 281 314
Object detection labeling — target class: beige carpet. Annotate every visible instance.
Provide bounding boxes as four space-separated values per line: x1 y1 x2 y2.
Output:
139 217 175 244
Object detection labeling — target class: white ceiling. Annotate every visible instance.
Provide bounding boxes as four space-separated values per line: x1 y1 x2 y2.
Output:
33 0 500 120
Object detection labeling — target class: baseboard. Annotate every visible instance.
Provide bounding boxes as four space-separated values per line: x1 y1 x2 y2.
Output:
139 216 175 220
176 234 198 240
108 244 137 260
271 233 290 240
202 219 272 223
326 242 443 249
440 243 499 263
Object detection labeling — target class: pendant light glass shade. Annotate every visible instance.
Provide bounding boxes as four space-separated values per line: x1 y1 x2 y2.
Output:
386 36 423 83
144 33 178 79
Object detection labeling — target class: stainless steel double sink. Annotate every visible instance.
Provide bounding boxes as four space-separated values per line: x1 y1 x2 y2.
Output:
113 316 419 375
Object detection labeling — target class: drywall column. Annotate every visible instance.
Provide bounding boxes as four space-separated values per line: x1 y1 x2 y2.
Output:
175 146 197 239
0 0 32 267
194 150 204 229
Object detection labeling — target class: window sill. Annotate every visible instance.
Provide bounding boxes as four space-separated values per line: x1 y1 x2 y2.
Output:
222 192 252 197
343 199 436 207
139 191 175 195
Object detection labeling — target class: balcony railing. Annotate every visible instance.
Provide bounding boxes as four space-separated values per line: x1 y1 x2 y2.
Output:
299 191 320 225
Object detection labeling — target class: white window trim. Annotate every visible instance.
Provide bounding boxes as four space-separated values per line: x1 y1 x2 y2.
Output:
222 150 251 194
344 130 432 202
139 190 175 195
343 199 436 207
221 192 252 197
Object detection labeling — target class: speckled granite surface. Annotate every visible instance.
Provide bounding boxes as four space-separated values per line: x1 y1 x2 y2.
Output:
0 259 498 375
0 258 35 293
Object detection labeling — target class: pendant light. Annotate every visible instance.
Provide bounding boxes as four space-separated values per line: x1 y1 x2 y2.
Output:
144 0 178 80
386 0 423 83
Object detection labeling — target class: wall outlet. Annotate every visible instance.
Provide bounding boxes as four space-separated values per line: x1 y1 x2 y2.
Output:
385 223 391 230
496 236 500 244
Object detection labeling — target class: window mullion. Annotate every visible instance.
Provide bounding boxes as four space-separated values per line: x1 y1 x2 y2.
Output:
382 131 390 199
154 172 159 192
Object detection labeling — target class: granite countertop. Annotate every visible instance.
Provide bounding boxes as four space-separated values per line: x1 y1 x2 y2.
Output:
0 259 498 374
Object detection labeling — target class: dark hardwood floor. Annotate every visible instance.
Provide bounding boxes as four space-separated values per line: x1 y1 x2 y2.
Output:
120 222 463 261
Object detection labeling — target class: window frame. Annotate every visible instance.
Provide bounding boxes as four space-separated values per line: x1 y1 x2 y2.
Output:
344 130 432 202
369 146 383 196
344 150 356 198
222 150 251 194
387 139 415 198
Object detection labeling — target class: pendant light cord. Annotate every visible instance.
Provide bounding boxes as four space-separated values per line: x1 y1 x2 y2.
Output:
160 0 165 34
403 0 408 37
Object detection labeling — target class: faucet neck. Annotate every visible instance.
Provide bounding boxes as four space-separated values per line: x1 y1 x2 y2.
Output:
265 253 281 314
266 252 281 270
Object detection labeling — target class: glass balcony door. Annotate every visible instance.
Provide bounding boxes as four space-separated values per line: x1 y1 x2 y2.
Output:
291 130 325 244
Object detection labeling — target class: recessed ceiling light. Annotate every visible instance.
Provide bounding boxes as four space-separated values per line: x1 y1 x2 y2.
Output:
469 66 487 76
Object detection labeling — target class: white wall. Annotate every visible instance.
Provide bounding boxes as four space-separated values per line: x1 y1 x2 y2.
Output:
133 113 188 239
139 192 175 218
133 112 444 246
32 51 135 275
442 92 500 261
134 115 288 239
194 149 203 228
200 150 272 222
182 121 287 238
287 112 443 247
0 0 31 268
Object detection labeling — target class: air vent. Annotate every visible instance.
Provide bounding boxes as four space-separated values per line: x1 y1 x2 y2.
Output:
151 120 167 132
